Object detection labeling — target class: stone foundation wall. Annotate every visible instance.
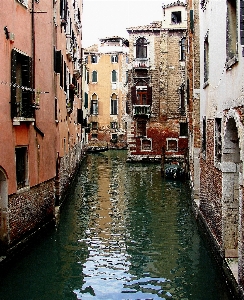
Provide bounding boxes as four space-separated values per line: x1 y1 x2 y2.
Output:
58 143 82 204
8 179 55 247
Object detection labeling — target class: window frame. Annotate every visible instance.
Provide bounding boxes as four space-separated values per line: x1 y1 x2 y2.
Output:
92 70 98 83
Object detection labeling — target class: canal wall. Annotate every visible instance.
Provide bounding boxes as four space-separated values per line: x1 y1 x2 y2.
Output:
192 197 244 299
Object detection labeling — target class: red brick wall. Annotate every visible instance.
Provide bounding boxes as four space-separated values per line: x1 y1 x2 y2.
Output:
200 120 223 246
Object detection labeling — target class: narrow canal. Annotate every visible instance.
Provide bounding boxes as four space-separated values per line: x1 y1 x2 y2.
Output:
0 151 234 299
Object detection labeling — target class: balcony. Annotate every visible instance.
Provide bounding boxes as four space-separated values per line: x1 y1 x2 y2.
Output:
12 102 35 124
133 105 151 117
133 58 150 69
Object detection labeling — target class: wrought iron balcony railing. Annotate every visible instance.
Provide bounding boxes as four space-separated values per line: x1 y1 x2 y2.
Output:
133 105 151 117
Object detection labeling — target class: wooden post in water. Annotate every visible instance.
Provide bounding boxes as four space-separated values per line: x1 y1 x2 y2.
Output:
161 147 165 177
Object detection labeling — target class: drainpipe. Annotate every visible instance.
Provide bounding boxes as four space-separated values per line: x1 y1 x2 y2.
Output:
31 0 35 102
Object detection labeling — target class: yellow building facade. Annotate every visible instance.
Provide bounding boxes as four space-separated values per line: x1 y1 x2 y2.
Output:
84 37 128 150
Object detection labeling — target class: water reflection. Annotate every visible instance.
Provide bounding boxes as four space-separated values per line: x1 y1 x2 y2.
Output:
0 150 233 300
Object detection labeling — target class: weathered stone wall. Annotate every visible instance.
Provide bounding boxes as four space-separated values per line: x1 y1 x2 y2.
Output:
8 179 55 247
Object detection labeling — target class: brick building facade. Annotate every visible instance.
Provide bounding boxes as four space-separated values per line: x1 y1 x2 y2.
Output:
126 2 188 165
0 0 84 254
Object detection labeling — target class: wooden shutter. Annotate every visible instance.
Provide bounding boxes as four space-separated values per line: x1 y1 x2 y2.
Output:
147 86 152 105
131 86 137 105
84 92 88 108
11 49 17 118
22 56 33 117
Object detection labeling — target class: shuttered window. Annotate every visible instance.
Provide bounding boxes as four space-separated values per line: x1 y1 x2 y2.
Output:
11 49 33 119
15 147 27 189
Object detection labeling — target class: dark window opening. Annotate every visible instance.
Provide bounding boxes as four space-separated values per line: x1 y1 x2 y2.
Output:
136 38 147 58
171 11 182 24
91 55 97 63
91 122 98 130
180 123 188 136
112 70 117 82
92 70 97 82
111 94 118 115
202 117 206 153
215 118 222 162
167 139 178 151
111 55 118 63
16 147 27 189
142 139 151 151
180 37 186 61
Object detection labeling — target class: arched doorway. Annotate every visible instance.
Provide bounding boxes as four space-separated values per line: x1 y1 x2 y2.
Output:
222 117 240 257
0 168 8 251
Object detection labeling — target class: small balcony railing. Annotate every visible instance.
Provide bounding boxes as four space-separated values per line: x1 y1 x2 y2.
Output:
133 105 151 117
12 102 35 119
133 58 150 69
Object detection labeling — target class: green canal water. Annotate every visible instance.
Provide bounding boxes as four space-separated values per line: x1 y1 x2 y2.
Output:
0 150 234 299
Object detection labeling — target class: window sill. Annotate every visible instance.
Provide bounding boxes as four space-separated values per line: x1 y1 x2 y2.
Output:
13 117 35 125
16 0 28 8
225 55 238 70
17 186 30 194
203 80 209 89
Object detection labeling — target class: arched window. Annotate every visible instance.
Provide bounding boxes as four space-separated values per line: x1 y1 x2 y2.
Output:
111 93 118 115
111 70 117 83
92 70 97 82
91 93 98 115
136 37 147 58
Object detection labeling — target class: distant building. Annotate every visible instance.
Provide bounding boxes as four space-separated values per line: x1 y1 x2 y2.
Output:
126 2 188 163
84 37 129 150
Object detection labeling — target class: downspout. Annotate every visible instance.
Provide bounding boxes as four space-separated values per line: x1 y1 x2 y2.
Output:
31 0 35 103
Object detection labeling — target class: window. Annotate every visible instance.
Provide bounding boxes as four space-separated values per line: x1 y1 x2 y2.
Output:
11 50 33 119
215 118 222 162
84 92 88 109
60 0 67 21
137 120 147 137
112 70 117 83
179 84 185 113
90 94 98 115
91 122 98 130
111 93 118 115
167 139 178 151
141 139 151 151
92 70 97 82
110 122 118 129
204 33 209 83
131 84 152 106
136 38 147 58
91 55 97 63
171 11 182 24
111 134 118 142
15 147 27 189
180 37 186 61
111 55 118 63
137 90 147 105
226 0 237 63
86 70 89 84
180 123 188 136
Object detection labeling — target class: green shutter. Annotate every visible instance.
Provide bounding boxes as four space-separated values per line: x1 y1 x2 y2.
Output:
190 10 194 33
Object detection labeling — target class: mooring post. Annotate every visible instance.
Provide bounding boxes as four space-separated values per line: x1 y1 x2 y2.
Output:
161 147 165 177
